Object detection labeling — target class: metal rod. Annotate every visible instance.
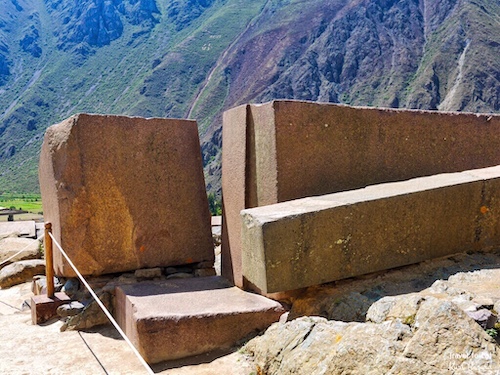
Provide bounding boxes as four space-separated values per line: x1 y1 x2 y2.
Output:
45 223 55 298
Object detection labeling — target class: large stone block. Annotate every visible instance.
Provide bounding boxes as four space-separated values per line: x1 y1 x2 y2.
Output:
222 100 500 287
39 114 213 277
115 276 284 363
241 166 500 293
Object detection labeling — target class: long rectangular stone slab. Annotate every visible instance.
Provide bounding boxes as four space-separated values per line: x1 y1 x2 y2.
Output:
241 165 500 293
39 114 214 277
115 276 284 363
222 100 500 287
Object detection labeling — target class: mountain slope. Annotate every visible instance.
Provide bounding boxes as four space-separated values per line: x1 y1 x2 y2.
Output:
0 0 499 194
189 0 500 192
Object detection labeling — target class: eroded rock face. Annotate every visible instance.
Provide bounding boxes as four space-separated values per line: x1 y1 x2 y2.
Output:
289 251 500 322
246 256 500 374
246 297 500 374
46 0 159 51
62 292 112 331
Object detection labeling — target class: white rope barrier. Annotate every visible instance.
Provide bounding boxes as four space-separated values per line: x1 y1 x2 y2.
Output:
48 232 155 375
0 234 44 267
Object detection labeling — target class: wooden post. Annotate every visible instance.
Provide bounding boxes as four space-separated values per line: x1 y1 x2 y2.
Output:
32 222 71 324
45 223 55 298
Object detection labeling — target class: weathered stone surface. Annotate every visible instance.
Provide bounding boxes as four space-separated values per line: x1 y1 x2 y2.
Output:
134 268 162 280
31 292 72 324
0 237 40 269
473 298 495 309
241 166 500 293
32 275 63 295
246 317 414 374
495 300 500 316
61 278 80 298
56 301 85 318
401 297 499 373
288 250 500 322
63 292 112 331
39 114 214 277
115 276 284 363
0 221 36 238
366 293 426 324
0 260 45 288
222 100 500 287
194 268 216 277
246 298 500 374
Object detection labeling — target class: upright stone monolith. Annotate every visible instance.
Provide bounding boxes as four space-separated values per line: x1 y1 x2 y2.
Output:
39 114 214 277
222 100 500 288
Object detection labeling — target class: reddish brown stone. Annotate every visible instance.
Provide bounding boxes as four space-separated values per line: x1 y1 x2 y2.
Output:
39 114 213 277
115 276 284 363
221 104 249 287
31 292 71 324
241 166 500 293
222 100 500 287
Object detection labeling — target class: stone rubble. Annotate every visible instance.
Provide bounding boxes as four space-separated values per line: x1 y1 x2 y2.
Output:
244 251 500 374
134 267 162 280
28 262 219 331
61 278 80 297
246 296 500 375
56 301 85 318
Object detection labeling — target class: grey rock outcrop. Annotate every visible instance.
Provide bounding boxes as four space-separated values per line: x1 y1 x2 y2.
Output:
166 0 215 31
57 301 85 318
246 297 499 374
289 251 500 322
19 25 42 58
46 0 159 51
62 292 112 331
246 254 500 374
0 237 40 269
0 50 9 85
0 260 45 288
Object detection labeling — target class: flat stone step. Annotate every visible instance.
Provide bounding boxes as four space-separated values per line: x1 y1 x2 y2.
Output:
115 276 284 364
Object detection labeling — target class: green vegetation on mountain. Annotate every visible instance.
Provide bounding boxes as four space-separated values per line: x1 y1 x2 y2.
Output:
0 0 499 195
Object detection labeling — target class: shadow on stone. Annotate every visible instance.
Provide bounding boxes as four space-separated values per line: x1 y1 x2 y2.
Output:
289 250 500 322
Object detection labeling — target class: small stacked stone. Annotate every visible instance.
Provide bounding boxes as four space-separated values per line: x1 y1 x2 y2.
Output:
31 262 216 331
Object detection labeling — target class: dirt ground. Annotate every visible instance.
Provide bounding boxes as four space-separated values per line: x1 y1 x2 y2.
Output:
0 282 254 375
